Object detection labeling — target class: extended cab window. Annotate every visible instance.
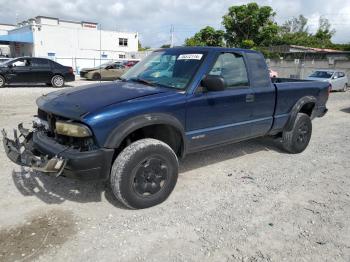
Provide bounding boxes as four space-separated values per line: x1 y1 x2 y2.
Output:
209 53 248 88
245 52 270 88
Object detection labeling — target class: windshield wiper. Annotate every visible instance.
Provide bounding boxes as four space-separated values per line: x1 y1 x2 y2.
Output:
116 77 126 81
129 77 156 87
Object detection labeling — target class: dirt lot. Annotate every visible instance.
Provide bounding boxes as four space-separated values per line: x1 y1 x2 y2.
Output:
0 82 349 262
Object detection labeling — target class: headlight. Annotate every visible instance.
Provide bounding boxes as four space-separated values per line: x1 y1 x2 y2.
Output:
55 121 92 137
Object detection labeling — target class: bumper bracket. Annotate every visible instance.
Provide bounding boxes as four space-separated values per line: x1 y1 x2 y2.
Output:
2 124 67 176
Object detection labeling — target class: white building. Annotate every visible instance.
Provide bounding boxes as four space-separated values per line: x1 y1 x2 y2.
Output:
0 16 139 69
0 23 16 56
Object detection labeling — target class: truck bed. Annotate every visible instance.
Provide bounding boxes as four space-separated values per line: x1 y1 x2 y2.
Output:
271 77 312 83
270 78 330 132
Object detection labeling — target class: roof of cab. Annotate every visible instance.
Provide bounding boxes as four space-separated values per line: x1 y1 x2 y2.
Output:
156 46 260 54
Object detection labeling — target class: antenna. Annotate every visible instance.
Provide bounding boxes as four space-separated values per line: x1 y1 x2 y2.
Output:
170 25 174 48
99 23 102 84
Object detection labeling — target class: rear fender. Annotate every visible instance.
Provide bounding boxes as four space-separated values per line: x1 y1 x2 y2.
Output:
284 96 316 131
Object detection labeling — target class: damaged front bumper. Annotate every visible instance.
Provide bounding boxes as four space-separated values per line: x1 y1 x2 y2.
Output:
2 124 114 180
2 124 67 176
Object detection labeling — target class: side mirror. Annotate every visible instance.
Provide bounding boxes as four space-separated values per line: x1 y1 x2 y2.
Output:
201 75 225 92
7 64 13 69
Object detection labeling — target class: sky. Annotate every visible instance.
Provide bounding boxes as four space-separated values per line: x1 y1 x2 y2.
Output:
0 0 349 47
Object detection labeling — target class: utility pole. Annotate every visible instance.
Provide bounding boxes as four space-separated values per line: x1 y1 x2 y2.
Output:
99 23 102 83
170 25 174 48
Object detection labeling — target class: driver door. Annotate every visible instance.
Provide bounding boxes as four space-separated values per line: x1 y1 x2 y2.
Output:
332 72 346 90
186 52 255 152
6 58 33 83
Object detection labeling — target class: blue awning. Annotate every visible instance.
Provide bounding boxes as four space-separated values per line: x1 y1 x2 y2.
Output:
0 31 33 43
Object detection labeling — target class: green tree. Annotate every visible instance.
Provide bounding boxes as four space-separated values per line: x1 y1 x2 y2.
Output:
138 41 150 51
276 16 336 48
160 44 171 48
314 17 335 47
182 3 345 51
281 15 309 33
222 2 279 48
184 26 225 47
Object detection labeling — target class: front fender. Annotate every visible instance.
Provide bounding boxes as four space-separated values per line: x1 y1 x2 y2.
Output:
104 113 187 154
86 71 96 79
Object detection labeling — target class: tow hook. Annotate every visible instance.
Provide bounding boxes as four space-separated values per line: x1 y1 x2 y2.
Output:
32 157 67 177
2 123 67 176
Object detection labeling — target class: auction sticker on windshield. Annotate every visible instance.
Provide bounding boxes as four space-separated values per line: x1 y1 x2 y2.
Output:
177 54 203 60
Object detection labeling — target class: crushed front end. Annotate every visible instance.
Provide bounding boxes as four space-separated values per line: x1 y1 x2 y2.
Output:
2 110 114 180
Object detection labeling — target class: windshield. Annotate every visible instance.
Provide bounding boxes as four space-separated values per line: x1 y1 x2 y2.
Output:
121 50 207 90
94 62 117 69
309 71 334 79
0 58 16 66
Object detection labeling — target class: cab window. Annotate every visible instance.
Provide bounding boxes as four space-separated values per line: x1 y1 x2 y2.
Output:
11 59 31 67
208 53 249 88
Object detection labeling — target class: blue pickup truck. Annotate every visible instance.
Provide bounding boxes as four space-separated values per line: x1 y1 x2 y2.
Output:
2 47 329 209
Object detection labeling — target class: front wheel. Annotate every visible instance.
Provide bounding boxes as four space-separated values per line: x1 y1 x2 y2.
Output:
281 113 312 154
110 138 179 209
51 75 65 88
342 84 347 92
92 73 101 81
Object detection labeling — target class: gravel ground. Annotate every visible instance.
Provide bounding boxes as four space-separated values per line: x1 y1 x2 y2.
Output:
0 82 349 262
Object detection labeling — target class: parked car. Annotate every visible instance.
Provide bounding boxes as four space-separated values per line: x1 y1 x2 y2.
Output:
3 47 329 209
0 57 75 88
80 62 127 81
123 60 139 68
80 62 126 80
269 69 278 78
306 70 348 92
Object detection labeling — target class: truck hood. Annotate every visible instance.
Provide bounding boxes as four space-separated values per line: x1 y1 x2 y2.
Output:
36 81 171 119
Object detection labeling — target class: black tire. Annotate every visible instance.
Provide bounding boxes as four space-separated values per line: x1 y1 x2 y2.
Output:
110 138 179 209
92 73 101 81
51 75 65 88
0 75 5 88
342 84 347 92
282 113 312 154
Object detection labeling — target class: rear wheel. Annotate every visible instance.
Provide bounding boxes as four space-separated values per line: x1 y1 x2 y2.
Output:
110 138 179 209
0 75 5 88
282 113 312 154
51 75 65 88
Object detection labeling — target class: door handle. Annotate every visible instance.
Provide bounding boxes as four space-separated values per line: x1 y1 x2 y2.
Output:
246 94 255 103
